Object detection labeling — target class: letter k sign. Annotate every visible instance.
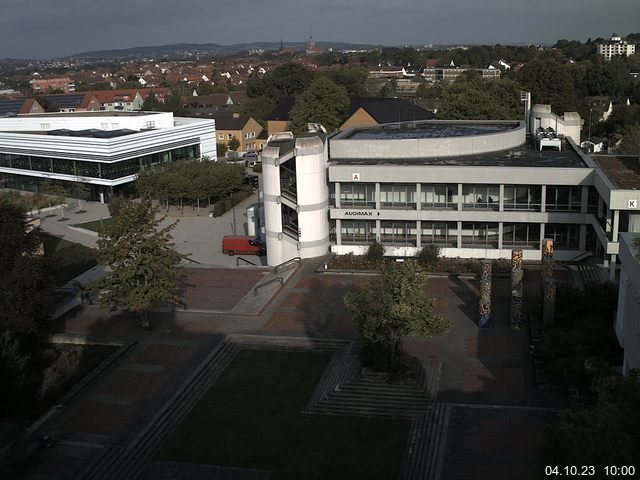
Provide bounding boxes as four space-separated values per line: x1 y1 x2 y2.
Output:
629 199 637 209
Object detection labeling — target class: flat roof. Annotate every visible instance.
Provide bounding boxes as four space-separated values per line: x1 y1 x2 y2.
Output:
593 156 640 189
17 111 160 118
345 122 518 140
331 138 588 168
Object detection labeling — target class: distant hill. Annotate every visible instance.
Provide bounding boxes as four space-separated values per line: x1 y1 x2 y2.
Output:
68 41 377 59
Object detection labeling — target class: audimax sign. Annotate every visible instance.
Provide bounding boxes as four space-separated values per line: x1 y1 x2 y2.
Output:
344 211 381 216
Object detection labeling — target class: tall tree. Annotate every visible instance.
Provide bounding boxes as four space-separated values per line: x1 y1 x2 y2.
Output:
288 77 350 133
246 62 314 103
518 59 579 113
344 260 450 370
0 203 52 343
93 199 187 327
328 65 369 97
437 73 522 120
239 95 275 126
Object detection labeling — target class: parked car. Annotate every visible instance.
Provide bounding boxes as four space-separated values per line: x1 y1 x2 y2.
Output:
243 150 258 158
222 235 265 256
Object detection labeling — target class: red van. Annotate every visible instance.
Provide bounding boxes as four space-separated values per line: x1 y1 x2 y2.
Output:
222 236 266 256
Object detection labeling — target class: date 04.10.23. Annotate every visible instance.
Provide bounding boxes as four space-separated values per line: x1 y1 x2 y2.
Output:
545 465 637 476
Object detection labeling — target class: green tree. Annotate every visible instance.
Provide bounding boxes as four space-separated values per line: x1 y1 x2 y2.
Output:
93 199 188 327
72 180 90 212
0 203 52 347
366 239 385 264
246 62 315 103
538 374 640 469
0 330 30 403
618 125 640 156
228 136 240 151
239 95 275 126
518 59 579 113
216 142 228 157
344 260 450 371
288 77 350 133
141 91 162 111
437 73 522 120
328 65 369 97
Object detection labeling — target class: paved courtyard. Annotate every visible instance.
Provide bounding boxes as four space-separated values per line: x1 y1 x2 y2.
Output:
7 259 567 480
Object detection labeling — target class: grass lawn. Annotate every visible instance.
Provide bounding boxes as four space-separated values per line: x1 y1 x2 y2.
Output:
41 233 98 285
156 350 410 480
73 217 114 233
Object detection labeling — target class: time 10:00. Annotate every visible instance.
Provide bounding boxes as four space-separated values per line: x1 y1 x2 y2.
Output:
545 466 636 476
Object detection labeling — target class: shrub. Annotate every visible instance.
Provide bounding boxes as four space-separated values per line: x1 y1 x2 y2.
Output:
108 194 126 217
417 245 440 270
366 240 385 263
252 163 263 173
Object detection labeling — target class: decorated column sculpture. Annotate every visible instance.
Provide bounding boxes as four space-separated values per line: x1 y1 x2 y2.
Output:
510 249 524 329
541 239 556 325
479 259 492 328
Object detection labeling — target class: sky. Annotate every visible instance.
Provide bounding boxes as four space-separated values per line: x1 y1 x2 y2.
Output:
0 0 638 59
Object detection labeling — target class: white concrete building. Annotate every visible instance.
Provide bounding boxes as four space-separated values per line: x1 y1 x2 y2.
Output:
262 131 330 267
0 111 216 202
261 115 640 276
598 35 636 61
615 233 640 375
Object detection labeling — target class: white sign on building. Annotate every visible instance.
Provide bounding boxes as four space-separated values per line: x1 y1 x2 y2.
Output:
628 199 637 209
352 173 360 181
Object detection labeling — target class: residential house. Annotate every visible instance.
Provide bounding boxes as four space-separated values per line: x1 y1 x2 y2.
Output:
215 113 264 152
598 35 636 61
38 93 101 112
29 77 75 93
0 98 44 116
339 98 436 131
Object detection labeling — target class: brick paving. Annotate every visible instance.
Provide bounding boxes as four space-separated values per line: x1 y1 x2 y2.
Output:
11 261 571 480
179 268 265 311
441 406 556 480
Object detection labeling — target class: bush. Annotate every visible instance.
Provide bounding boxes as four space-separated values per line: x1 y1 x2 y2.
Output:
108 194 126 217
417 245 440 270
252 163 263 173
366 240 385 263
211 187 253 217
492 258 512 274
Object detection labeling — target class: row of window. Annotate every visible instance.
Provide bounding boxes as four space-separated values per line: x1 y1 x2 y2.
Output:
339 220 580 249
337 183 595 212
0 145 199 180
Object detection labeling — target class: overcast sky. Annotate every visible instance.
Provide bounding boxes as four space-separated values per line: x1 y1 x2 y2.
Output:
0 0 637 59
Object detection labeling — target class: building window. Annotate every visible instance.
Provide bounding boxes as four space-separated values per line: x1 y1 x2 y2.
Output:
503 185 542 211
421 222 457 247
421 184 456 209
380 221 416 246
462 185 499 210
341 220 376 244
502 223 540 248
31 156 52 173
340 183 376 208
282 204 299 239
546 186 581 212
227 134 233 140
218 134 224 140
546 224 580 249
380 184 416 209
461 222 499 248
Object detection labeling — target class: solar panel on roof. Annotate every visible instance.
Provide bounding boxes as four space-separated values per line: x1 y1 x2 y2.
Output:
41 94 85 109
0 99 26 116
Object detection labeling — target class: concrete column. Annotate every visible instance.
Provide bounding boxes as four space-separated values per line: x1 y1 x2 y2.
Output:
375 183 381 210
499 184 505 212
416 220 421 248
580 185 589 214
457 221 463 248
376 219 381 241
540 185 546 213
613 210 620 241
335 182 341 208
579 224 587 251
457 183 463 211
416 183 421 211
335 219 342 246
498 222 504 250
606 208 612 234
539 223 545 251
609 254 617 281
